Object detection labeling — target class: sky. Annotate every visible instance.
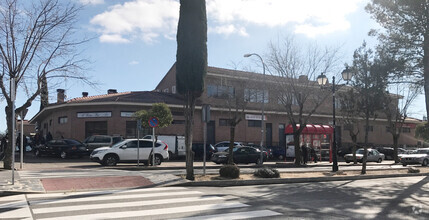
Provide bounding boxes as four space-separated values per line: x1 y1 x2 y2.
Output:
0 0 427 132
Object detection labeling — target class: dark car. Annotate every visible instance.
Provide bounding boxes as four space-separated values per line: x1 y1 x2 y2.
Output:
192 144 217 159
376 147 406 160
270 146 286 160
34 139 89 159
246 144 272 159
211 146 267 165
83 135 124 152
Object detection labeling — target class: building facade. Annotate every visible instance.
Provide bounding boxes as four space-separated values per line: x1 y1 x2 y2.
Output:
30 64 423 149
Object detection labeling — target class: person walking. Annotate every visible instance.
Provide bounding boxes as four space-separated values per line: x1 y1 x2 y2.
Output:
311 147 318 163
301 145 308 164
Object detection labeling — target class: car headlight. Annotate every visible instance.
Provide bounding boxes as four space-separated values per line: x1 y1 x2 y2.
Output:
91 149 107 155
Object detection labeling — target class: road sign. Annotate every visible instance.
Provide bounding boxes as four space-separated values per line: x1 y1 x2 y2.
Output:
137 119 143 131
148 117 159 128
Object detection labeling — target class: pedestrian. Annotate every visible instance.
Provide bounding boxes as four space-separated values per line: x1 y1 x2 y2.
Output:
311 147 318 163
301 145 308 164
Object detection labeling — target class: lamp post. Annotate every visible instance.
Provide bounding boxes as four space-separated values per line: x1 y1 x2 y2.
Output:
244 53 265 165
317 67 352 172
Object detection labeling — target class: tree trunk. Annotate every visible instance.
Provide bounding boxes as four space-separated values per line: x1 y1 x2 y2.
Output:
227 125 235 165
393 134 400 163
352 134 358 164
294 133 302 165
424 33 429 121
3 104 13 170
362 116 369 174
185 92 195 180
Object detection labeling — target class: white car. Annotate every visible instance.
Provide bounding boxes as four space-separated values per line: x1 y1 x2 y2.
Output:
90 139 169 166
344 148 385 163
400 148 429 166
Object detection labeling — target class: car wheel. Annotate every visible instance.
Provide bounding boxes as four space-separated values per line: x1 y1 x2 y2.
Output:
402 163 407 167
278 155 284 160
422 159 428 166
150 155 162 166
256 158 263 165
60 151 67 159
103 154 118 166
345 160 350 163
377 158 382 163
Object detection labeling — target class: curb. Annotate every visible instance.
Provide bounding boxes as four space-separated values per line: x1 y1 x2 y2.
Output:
172 172 429 187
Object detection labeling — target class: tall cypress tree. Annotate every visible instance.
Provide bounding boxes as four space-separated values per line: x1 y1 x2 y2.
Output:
176 0 207 180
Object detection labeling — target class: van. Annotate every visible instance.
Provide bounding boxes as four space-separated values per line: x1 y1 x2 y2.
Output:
83 135 123 152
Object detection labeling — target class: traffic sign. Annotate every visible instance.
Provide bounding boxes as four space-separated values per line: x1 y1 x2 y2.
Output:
148 117 159 128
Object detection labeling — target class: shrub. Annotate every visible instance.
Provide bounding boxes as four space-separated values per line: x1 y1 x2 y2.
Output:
408 167 420 173
219 164 240 179
254 167 280 178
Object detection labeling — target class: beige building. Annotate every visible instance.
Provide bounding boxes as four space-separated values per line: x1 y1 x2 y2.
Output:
30 64 423 149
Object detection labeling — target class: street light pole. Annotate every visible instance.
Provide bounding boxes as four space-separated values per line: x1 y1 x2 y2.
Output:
244 53 265 165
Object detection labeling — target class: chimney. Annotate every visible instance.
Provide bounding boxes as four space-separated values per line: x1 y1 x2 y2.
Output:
82 92 88 97
107 89 117 94
298 75 308 82
57 89 65 103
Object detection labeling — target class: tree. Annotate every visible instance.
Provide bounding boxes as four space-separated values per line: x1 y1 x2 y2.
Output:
366 0 428 118
415 122 429 143
338 89 362 164
0 0 90 169
134 103 173 130
176 0 207 180
383 85 419 163
266 36 340 165
349 42 389 174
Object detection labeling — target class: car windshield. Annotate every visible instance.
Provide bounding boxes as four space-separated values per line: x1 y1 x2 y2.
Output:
64 139 82 145
416 149 429 154
112 140 128 148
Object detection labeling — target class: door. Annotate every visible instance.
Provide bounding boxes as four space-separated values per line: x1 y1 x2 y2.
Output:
121 141 138 161
207 120 215 145
234 147 247 163
278 124 286 148
265 123 272 147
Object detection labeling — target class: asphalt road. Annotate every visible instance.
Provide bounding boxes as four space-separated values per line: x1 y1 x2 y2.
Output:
195 176 429 219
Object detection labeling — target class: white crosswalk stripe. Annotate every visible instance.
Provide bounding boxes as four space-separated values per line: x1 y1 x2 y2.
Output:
1 187 282 219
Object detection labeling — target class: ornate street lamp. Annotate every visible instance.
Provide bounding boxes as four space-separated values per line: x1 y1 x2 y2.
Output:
317 67 352 172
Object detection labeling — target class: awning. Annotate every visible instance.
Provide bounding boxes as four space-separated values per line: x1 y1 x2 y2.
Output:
285 124 333 134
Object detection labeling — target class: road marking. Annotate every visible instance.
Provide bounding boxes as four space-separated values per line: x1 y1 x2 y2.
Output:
173 210 283 220
27 186 188 199
38 202 249 220
33 196 224 214
0 195 33 220
29 190 202 205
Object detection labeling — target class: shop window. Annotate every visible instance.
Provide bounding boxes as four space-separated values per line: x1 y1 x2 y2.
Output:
248 120 262 127
85 121 107 138
402 127 411 133
386 126 391 133
219 119 231 126
58 116 68 124
126 121 137 138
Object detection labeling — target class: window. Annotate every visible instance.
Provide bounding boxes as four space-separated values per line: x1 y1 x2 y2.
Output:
219 119 230 126
126 121 136 138
85 121 108 137
58 116 68 124
172 120 185 124
277 94 297 105
365 125 373 132
402 127 411 133
386 126 391 133
344 124 353 131
172 85 176 94
244 89 268 103
248 120 262 127
207 84 235 98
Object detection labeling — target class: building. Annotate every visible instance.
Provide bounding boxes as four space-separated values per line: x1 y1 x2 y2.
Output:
30 64 423 148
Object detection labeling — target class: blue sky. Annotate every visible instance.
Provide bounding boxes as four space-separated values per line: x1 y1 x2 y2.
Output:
1 0 426 132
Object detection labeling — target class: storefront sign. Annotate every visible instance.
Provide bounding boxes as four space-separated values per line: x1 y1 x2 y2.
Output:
245 114 267 121
121 111 135 117
77 112 111 118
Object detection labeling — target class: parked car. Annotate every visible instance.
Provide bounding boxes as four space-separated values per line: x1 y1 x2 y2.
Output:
400 148 429 166
246 144 272 159
192 144 217 159
213 141 245 152
269 146 286 160
34 139 89 159
376 147 406 160
83 135 123 152
90 139 169 166
344 148 385 163
211 146 267 165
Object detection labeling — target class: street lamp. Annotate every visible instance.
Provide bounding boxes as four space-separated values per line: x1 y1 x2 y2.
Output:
244 53 266 165
317 67 352 172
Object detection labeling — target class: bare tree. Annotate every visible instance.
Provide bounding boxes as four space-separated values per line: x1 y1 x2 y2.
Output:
384 84 420 163
0 0 91 169
266 36 341 165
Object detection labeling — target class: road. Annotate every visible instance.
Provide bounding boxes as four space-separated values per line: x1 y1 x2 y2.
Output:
1 176 428 219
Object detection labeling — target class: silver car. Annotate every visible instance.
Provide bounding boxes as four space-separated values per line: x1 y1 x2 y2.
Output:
400 148 429 166
344 148 385 163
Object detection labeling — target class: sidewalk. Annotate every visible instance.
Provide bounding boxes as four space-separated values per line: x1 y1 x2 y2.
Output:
0 160 416 195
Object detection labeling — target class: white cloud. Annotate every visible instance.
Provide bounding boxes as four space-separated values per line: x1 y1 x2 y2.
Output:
79 0 104 5
90 0 179 44
90 0 363 43
129 60 139 65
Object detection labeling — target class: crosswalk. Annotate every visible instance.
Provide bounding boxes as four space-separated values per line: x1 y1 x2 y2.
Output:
0 187 282 219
